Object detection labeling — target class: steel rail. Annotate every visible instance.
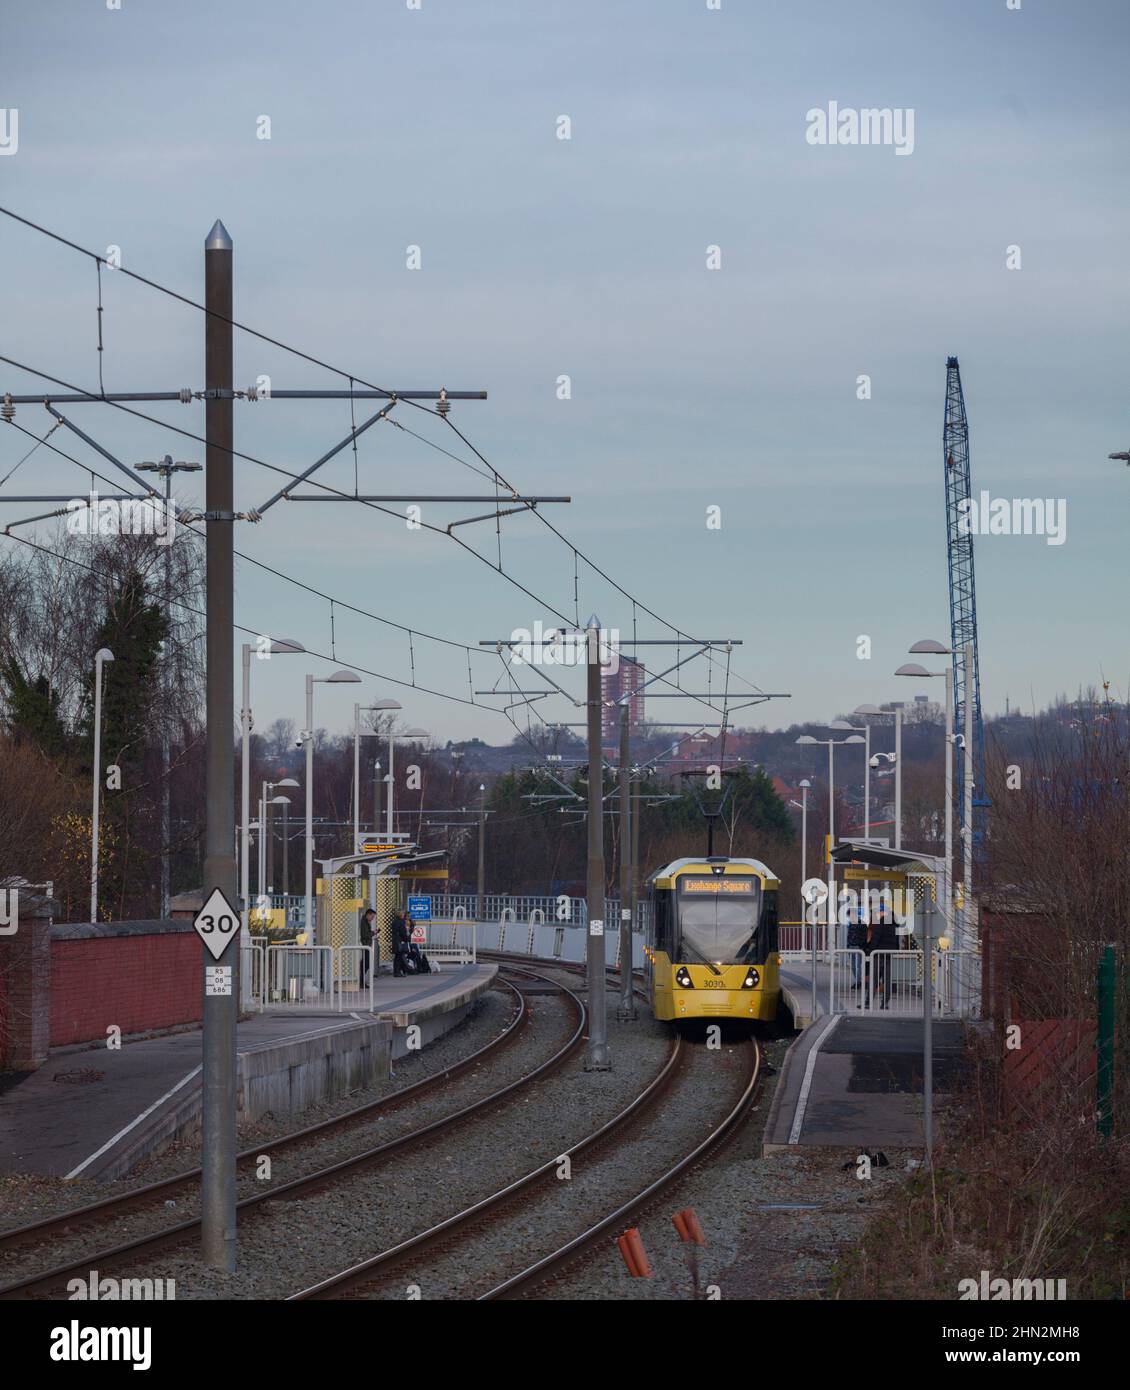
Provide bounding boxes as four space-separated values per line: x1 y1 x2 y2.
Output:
0 969 583 1298
288 1031 686 1299
481 1036 761 1299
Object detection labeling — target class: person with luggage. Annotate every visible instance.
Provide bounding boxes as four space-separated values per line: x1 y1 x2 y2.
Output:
391 910 411 977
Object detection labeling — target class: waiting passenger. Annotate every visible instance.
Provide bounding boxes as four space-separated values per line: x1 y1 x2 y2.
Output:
391 911 411 977
359 907 377 985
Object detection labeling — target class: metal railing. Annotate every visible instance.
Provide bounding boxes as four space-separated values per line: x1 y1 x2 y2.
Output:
261 944 334 1008
827 948 978 1018
779 920 832 959
414 920 477 965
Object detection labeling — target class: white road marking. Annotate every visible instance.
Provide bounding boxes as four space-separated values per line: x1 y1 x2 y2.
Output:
788 1013 842 1145
65 1065 202 1180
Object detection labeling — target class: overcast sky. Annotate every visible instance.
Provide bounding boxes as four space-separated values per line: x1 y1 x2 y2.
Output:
2 0 1127 746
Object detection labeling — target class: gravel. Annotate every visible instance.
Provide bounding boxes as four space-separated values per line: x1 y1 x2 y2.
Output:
1 981 575 1284
537 1028 913 1300
6 962 914 1300
0 984 516 1237
70 985 674 1300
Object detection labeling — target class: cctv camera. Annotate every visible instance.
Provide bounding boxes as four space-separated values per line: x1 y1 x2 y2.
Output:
295 735 305 749
869 755 880 767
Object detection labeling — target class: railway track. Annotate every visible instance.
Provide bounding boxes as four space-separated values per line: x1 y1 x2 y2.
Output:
484 1035 761 1299
0 966 583 1298
289 1032 760 1301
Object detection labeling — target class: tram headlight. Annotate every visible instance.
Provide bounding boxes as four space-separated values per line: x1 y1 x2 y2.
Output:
741 968 760 989
675 967 693 988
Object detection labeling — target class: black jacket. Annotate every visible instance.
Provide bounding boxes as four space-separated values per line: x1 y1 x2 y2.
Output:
391 915 409 951
864 920 899 954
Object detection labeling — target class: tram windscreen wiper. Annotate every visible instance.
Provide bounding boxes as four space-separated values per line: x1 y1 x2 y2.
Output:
680 939 721 975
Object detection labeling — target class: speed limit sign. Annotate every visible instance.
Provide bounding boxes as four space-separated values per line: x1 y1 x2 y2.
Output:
193 887 241 961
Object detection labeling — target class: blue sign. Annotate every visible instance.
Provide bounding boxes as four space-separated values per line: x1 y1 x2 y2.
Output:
407 895 431 920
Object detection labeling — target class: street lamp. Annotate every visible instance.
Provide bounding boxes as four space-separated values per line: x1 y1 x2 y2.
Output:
354 699 401 847
796 732 864 1010
387 726 429 839
304 669 361 936
477 783 486 918
259 779 299 900
896 640 957 942
240 638 304 945
857 702 904 851
90 647 114 924
138 456 201 919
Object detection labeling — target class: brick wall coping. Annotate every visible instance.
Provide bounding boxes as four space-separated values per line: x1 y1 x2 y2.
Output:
51 919 196 941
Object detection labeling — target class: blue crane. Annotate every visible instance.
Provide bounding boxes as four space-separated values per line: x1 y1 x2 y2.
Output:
942 357 989 867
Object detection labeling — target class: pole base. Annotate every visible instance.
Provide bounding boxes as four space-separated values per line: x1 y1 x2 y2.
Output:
615 1005 639 1022
583 1045 612 1072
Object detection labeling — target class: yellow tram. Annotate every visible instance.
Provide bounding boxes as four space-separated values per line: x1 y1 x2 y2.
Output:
644 856 781 1022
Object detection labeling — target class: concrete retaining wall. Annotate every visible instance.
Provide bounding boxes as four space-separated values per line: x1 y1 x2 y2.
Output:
239 1019 393 1119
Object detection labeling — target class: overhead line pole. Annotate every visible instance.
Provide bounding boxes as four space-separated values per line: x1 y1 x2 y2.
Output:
585 617 611 1070
201 219 237 1272
617 700 637 1021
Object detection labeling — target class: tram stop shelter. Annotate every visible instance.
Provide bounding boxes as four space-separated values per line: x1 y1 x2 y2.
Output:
829 840 943 936
315 843 447 974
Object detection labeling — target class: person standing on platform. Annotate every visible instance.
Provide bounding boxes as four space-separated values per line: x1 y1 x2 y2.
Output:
359 907 377 985
391 909 411 976
846 897 865 990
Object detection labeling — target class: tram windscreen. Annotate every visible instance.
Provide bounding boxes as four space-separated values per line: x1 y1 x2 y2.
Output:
676 876 762 964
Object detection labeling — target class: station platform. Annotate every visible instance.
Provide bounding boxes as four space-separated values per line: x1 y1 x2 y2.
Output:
765 962 967 1154
0 963 496 1183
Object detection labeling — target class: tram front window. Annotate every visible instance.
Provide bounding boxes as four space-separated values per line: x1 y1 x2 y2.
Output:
677 879 762 965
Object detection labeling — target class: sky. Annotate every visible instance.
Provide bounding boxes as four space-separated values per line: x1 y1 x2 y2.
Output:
1 0 1127 747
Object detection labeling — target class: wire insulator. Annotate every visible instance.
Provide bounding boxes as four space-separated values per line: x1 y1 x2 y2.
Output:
435 388 450 417
178 387 192 404
246 384 259 402
1 394 13 422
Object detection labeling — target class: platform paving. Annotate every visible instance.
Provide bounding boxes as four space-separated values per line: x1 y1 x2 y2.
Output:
1 963 495 1180
765 967 968 1154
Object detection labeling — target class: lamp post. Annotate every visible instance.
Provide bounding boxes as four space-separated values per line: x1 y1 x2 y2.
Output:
90 647 114 923
386 723 429 840
136 455 201 919
477 783 486 918
303 669 361 936
831 717 871 924
354 699 401 848
856 703 904 850
796 733 864 1011
896 641 956 943
798 779 810 917
261 780 298 898
240 638 304 947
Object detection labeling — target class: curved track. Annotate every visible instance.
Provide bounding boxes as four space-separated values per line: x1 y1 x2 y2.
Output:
0 967 583 1299
289 1033 759 1301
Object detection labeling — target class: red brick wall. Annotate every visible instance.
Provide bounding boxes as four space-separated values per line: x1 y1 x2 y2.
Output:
50 932 202 1047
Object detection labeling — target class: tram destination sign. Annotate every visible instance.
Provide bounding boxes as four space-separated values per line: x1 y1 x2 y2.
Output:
680 878 755 895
